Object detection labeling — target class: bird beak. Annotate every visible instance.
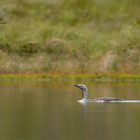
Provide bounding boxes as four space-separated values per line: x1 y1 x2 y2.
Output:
74 84 80 88
74 84 83 98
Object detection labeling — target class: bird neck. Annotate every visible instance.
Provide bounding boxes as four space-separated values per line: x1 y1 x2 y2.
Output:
82 89 88 100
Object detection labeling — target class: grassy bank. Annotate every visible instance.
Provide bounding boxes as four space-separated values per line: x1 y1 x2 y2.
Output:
0 0 140 75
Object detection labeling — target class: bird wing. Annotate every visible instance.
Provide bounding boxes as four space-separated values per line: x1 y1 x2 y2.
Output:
92 97 123 102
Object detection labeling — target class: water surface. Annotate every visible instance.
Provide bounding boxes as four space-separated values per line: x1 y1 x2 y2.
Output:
0 81 140 140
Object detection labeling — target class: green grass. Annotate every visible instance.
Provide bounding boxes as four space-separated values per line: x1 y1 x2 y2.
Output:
0 0 140 75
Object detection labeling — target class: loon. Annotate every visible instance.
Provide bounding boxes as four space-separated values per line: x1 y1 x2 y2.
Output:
74 84 123 104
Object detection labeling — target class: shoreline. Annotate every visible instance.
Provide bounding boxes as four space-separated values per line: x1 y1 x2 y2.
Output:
0 73 139 82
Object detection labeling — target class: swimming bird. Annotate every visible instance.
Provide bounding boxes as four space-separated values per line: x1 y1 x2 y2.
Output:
74 84 123 104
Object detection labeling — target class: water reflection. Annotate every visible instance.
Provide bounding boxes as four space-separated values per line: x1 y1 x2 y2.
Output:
0 81 139 140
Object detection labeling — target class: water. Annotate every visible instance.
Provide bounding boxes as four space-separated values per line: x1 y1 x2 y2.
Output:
0 81 140 140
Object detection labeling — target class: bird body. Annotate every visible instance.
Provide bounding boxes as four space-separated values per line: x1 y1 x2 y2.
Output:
74 84 123 104
92 97 123 102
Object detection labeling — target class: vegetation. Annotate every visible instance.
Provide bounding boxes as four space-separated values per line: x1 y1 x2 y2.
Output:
0 0 140 78
0 73 140 82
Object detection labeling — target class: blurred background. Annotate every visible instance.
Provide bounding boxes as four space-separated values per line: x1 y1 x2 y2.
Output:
0 0 140 74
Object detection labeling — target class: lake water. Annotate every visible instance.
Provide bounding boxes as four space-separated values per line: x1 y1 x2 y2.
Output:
0 81 140 140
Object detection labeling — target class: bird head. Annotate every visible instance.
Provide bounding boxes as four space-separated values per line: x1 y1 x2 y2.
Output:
74 84 88 99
